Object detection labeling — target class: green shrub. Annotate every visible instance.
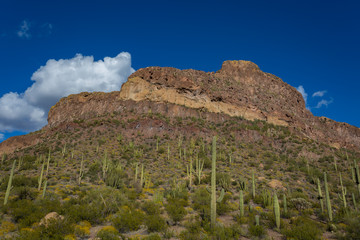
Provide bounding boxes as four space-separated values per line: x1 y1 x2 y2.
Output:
142 201 161 215
210 224 243 239
112 206 144 233
217 193 232 215
64 202 102 224
7 199 44 228
39 217 74 240
105 167 128 189
337 213 360 240
20 155 37 170
96 226 120 240
145 214 166 232
283 216 322 240
165 199 186 223
248 225 265 237
179 217 203 240
192 187 210 221
143 233 162 240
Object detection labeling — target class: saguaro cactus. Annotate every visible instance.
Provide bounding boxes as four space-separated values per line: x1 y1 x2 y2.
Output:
186 157 193 188
273 192 280 229
4 160 16 205
324 172 333 222
195 153 204 184
102 151 109 179
78 155 84 185
352 193 357 210
211 136 217 227
252 170 256 199
42 180 48 198
239 180 246 217
353 159 360 195
317 178 324 213
134 163 139 183
46 149 51 176
283 194 288 215
339 172 347 209
167 144 170 162
38 160 45 191
255 215 260 226
140 164 144 188
209 136 225 228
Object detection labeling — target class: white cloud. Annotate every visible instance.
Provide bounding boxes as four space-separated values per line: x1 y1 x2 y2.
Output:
0 133 4 141
0 52 135 133
315 99 333 108
17 20 31 39
0 92 46 132
312 90 327 97
296 85 308 105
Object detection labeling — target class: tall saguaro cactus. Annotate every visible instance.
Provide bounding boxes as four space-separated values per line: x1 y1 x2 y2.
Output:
195 153 204 184
4 160 16 205
273 192 280 229
324 172 333 222
353 159 360 195
339 172 347 209
186 157 193 188
211 136 217 227
239 180 246 217
208 136 225 228
38 160 45 191
252 170 256 199
283 194 287 215
78 155 84 185
317 178 324 213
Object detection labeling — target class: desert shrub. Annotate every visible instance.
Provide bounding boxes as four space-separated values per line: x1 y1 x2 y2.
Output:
217 192 232 215
112 206 144 233
7 199 44 228
38 217 74 240
283 216 322 240
105 167 128 189
96 226 120 240
248 224 265 237
15 186 37 200
20 155 37 170
142 201 161 215
0 175 37 190
217 172 231 191
86 162 101 181
166 182 189 202
74 220 91 237
192 187 210 221
165 199 187 223
64 187 128 224
143 233 162 240
210 224 243 239
179 217 203 240
145 214 166 232
289 198 312 212
17 228 41 240
337 213 360 240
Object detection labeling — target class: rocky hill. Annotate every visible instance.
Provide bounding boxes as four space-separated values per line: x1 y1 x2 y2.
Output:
2 60 359 154
0 60 359 240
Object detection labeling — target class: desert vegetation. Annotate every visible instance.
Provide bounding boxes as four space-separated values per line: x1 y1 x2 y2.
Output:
0 110 359 239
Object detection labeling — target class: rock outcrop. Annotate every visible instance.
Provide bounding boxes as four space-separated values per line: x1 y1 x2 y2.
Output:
1 60 359 153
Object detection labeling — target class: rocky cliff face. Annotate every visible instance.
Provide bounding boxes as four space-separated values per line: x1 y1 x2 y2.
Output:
1 60 360 153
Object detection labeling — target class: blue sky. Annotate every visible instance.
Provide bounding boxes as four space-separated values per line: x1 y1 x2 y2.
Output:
0 0 359 142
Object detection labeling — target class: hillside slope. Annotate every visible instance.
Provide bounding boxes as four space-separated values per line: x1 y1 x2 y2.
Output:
0 61 359 239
